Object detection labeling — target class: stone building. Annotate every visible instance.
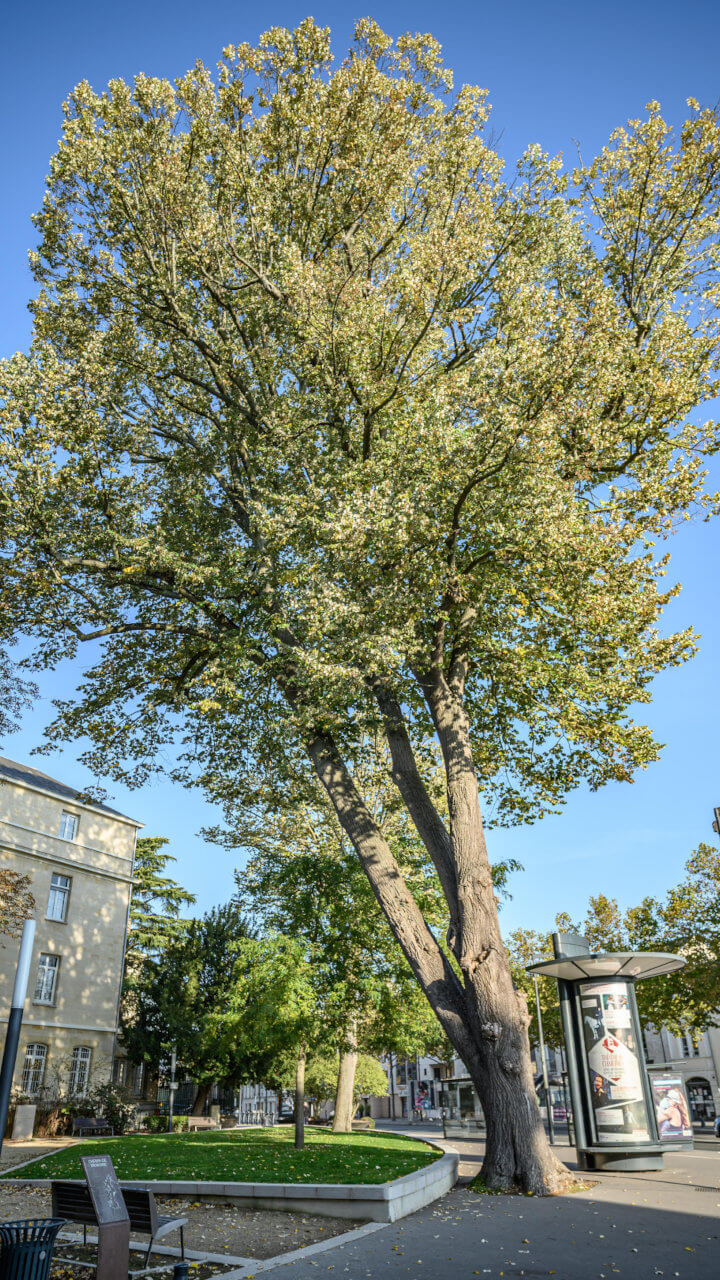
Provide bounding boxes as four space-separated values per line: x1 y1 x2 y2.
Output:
0 756 141 1102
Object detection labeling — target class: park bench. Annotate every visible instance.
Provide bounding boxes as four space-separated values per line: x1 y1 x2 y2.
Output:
51 1180 187 1267
71 1116 114 1137
185 1116 217 1131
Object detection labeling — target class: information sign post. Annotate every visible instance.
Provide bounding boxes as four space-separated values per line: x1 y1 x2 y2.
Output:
81 1154 130 1280
528 932 689 1172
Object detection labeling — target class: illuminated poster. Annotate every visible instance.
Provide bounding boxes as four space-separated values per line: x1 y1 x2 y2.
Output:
649 1074 693 1141
579 980 652 1144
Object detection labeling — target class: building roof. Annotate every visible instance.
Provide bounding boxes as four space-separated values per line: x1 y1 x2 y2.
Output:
0 756 142 827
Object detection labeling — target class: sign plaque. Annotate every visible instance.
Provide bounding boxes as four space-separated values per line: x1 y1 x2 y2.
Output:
81 1154 130 1280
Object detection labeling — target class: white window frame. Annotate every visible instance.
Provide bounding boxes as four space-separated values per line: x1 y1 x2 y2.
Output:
46 873 72 923
34 953 60 1005
113 1059 127 1086
21 1043 47 1096
69 1046 92 1096
59 811 79 841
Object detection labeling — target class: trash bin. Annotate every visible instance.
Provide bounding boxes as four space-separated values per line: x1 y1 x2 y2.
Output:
0 1219 67 1280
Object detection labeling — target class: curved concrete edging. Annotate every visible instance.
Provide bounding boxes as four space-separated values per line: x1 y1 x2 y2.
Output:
3 1142 459 1223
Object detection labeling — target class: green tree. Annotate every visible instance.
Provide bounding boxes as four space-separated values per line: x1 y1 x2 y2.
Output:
126 836 196 963
121 836 196 1064
125 902 255 1112
233 751 451 1130
579 850 720 1036
512 848 720 1053
2 20 720 1191
305 1053 388 1112
229 933 320 1149
506 927 563 1052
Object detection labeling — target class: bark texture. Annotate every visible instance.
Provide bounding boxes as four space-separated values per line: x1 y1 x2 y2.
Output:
294 1045 306 1151
191 1082 212 1115
332 1025 359 1133
307 687 575 1194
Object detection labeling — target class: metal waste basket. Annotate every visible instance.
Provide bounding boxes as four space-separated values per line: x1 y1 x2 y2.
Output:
0 1219 67 1280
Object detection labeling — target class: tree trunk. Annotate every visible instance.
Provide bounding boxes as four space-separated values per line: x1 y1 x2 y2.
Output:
191 1082 212 1115
306 725 574 1195
294 1046 306 1151
332 1023 358 1133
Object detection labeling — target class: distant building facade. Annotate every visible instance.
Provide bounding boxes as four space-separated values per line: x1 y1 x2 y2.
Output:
0 757 141 1103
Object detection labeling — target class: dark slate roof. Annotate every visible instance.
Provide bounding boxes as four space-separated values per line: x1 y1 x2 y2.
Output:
0 756 142 825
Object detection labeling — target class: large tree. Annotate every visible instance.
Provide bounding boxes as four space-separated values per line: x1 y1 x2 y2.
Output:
1 20 720 1191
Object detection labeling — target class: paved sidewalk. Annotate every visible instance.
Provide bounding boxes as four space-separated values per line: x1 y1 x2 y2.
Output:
256 1133 720 1279
0 1137 75 1171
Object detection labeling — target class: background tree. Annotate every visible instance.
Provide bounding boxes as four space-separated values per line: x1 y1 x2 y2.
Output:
124 901 255 1112
2 20 720 1191
509 846 720 1051
228 933 320 1149
576 850 720 1036
126 836 196 963
120 835 195 1091
0 869 35 945
232 747 454 1130
304 1053 388 1115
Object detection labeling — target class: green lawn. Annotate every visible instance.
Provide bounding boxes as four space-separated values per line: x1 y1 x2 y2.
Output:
3 1127 438 1185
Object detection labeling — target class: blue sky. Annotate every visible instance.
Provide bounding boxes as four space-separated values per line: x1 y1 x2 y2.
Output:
1 0 719 934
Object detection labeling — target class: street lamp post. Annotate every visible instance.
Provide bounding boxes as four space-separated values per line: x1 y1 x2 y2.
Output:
167 1047 177 1134
533 974 555 1145
0 919 36 1159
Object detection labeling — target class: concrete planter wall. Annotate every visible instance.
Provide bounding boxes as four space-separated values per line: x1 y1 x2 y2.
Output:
5 1144 458 1223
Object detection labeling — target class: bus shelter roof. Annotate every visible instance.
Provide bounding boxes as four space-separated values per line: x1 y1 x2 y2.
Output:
526 951 685 982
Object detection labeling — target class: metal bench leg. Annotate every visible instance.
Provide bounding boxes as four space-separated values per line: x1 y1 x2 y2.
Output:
145 1237 154 1268
180 1227 185 1260
83 1224 87 1247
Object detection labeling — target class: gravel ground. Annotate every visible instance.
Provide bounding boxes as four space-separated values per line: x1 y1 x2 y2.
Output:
0 1183 362 1261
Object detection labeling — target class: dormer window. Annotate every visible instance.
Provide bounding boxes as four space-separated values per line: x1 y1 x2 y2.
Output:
59 811 78 841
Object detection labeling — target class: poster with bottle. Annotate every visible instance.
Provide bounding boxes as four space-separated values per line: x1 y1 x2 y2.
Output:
579 980 652 1144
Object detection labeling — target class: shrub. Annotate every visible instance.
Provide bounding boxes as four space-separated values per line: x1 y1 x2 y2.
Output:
142 1113 187 1133
88 1082 135 1135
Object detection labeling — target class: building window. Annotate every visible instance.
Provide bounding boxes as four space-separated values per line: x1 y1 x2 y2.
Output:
681 1033 700 1058
33 954 60 1005
46 874 71 922
59 811 79 841
69 1047 92 1096
132 1064 144 1096
21 1044 47 1096
112 1059 127 1087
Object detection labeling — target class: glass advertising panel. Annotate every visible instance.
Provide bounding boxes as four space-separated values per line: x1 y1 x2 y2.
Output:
579 980 652 1144
649 1074 693 1141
